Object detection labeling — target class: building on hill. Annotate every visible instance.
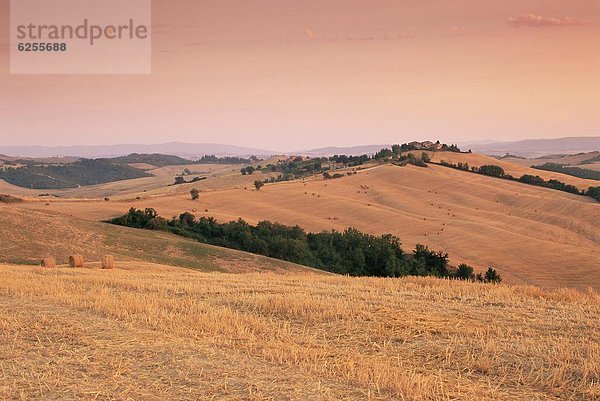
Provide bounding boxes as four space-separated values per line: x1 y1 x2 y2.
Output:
407 141 444 151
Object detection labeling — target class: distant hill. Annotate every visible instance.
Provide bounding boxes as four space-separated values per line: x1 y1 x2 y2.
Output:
300 145 390 157
110 153 193 167
0 143 277 159
467 136 600 157
0 159 151 189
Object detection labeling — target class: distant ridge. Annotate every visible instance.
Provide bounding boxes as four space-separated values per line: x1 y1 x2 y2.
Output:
467 136 600 158
0 142 277 159
299 145 391 157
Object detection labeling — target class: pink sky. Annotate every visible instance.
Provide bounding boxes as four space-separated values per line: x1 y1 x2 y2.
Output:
1 0 599 150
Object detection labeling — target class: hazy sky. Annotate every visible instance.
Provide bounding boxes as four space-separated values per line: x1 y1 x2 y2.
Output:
1 0 599 151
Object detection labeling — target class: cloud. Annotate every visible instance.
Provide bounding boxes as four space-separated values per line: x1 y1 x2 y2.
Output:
509 13 587 28
303 28 412 42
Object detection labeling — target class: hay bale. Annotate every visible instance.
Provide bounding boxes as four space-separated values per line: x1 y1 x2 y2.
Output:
102 255 115 269
68 255 84 268
41 258 56 268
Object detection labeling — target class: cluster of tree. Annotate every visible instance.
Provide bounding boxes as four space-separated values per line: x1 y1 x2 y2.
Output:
197 155 254 164
398 152 430 167
262 173 295 184
240 166 256 175
328 154 370 166
391 141 462 153
266 159 324 178
323 172 347 180
533 163 600 181
455 264 502 283
518 175 581 195
374 147 432 167
108 208 500 283
0 159 151 189
109 153 256 166
438 161 595 199
173 176 207 185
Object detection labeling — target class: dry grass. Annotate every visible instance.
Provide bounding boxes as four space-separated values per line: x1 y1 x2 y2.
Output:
0 262 598 400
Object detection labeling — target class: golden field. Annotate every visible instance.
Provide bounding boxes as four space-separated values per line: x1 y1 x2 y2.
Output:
1 152 599 400
0 262 598 400
15 157 600 290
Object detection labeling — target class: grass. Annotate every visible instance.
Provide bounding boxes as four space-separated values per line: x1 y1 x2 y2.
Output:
0 263 598 400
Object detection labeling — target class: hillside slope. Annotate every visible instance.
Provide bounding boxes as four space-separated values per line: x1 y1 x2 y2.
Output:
0 205 313 273
0 264 598 400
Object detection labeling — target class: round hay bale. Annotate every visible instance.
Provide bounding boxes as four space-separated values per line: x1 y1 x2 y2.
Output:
68 255 84 268
102 255 115 269
41 258 56 268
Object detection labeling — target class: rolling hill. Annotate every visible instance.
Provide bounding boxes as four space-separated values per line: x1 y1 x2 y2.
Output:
468 136 600 157
13 154 600 289
1 149 598 400
0 142 277 159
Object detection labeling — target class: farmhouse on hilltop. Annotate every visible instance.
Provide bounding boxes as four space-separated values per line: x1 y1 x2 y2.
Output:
407 141 444 151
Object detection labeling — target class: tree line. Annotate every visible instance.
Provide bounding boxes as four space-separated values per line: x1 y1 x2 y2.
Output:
108 208 501 283
438 161 600 202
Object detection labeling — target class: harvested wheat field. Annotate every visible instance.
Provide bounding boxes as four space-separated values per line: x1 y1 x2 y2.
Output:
21 161 599 289
0 263 598 400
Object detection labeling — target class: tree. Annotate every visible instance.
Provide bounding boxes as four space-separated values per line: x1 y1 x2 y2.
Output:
190 188 200 200
254 180 264 191
374 148 393 160
587 186 600 202
484 267 502 283
174 176 185 185
455 263 474 281
240 168 247 175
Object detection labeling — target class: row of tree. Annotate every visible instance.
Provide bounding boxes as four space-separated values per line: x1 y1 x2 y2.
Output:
108 208 501 283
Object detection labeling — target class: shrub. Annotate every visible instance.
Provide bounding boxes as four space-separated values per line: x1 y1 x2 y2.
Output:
190 188 200 200
483 267 502 283
478 165 505 178
455 263 475 281
586 186 600 202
